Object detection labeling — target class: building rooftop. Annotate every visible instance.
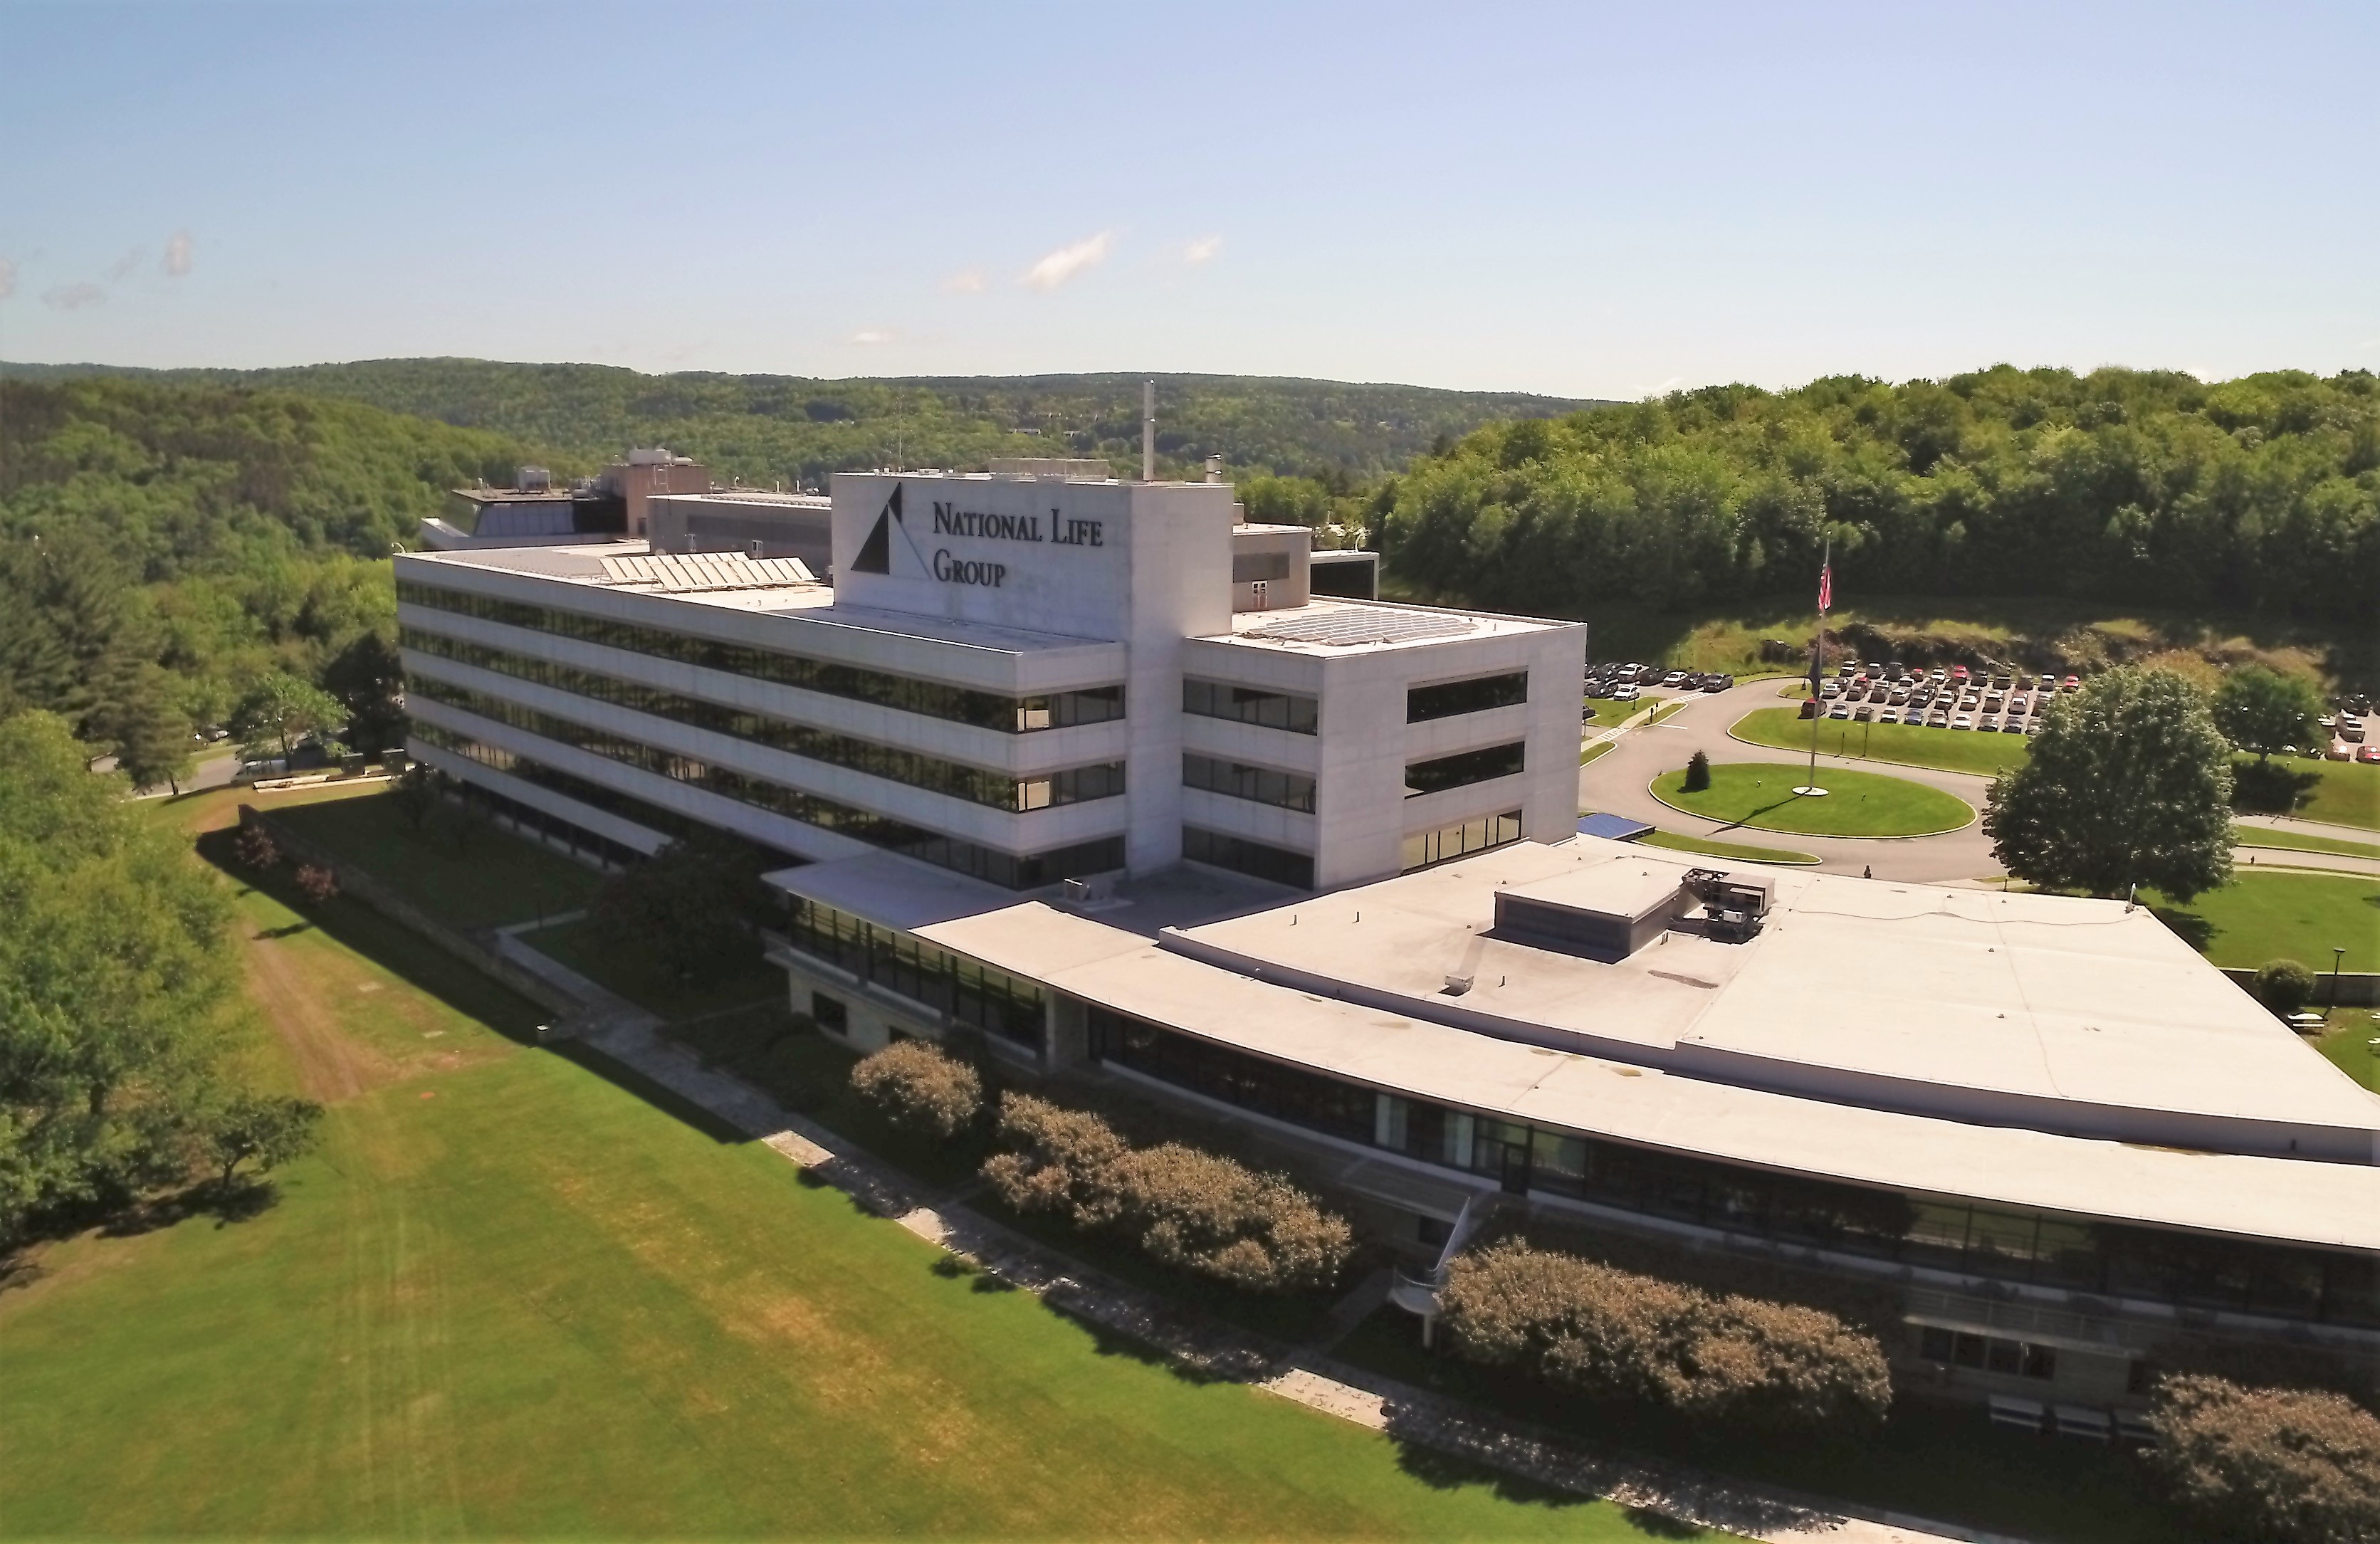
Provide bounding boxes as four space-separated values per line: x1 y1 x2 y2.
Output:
771 841 2380 1253
1202 597 1576 657
1165 839 2380 1159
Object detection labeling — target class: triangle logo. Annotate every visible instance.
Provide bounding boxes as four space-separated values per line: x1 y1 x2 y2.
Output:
849 483 900 574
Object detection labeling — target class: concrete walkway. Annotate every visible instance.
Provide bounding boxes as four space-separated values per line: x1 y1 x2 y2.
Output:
485 927 2000 1544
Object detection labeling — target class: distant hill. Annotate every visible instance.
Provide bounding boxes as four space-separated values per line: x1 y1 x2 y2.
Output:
1 358 1598 486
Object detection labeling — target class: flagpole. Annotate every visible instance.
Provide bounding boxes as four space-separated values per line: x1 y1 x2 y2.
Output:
1798 535 1831 797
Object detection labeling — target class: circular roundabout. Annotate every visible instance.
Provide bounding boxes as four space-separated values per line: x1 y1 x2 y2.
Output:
1648 760 1976 839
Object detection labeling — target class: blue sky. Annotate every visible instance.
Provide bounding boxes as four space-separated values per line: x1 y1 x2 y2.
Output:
2 0 2372 396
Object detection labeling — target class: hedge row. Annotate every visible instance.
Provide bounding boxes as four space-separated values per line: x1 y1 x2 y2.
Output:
1439 1240 1892 1430
982 1093 1353 1293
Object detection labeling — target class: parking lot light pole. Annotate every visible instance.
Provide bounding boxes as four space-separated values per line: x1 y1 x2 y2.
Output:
1797 537 1832 799
2334 946 2348 1012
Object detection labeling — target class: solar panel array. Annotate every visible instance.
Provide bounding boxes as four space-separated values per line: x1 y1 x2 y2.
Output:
1243 606 1476 646
598 552 818 592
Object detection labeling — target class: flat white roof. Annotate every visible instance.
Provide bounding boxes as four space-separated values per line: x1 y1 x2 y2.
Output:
1169 839 2380 1146
1200 597 1576 657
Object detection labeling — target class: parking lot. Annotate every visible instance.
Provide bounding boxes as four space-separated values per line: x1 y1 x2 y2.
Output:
1807 663 2070 739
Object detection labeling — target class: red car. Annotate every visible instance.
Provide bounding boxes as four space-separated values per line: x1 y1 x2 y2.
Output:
2061 674 2082 692
2361 745 2380 764
1950 666 1969 685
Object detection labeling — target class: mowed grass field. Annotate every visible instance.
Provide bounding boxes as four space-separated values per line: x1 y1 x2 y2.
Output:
1731 707 2032 778
1650 762 1973 838
2147 871 2380 974
0 788 1687 1541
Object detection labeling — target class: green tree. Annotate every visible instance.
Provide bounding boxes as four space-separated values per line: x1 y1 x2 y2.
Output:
2211 665 2324 761
204 1092 324 1190
1983 668 2235 902
1684 750 1712 792
102 663 194 795
232 670 345 762
2252 960 2319 1017
0 713 239 1240
321 629 407 753
587 831 773 980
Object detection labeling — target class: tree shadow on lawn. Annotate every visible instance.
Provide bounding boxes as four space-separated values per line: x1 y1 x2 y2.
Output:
2145 902 2216 953
3 1178 290 1288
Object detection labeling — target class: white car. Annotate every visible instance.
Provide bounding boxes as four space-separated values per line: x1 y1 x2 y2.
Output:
1876 708 1902 725
1951 713 1975 730
1613 684 1641 703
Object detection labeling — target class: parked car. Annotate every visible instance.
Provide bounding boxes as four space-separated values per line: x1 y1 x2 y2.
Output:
1951 713 1975 730
1662 671 1689 688
2027 719 2047 735
1798 699 1819 719
1951 666 1970 685
1709 673 1735 691
2359 743 2380 762
2038 674 2057 693
1819 680 1843 698
2008 693 2030 715
1931 667 1949 683
2319 714 2338 731
1852 704 1875 722
1614 683 1642 702
2062 675 2082 692
1926 708 1951 727
1877 707 1902 725
2328 741 2354 761
1979 717 2001 732
1828 704 1854 720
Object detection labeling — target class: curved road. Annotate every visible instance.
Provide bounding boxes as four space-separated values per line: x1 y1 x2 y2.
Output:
1580 681 2001 881
1580 681 2380 883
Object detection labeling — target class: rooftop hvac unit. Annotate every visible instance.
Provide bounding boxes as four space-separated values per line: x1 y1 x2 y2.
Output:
1061 873 1118 906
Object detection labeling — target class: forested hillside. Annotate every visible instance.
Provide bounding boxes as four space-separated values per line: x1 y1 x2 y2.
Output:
0 377 537 774
1382 367 2378 624
6 358 1583 487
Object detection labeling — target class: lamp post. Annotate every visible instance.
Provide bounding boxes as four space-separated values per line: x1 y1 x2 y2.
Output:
2333 946 2348 1013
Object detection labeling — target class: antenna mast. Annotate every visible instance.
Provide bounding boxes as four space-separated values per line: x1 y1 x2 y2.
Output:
1141 379 1155 481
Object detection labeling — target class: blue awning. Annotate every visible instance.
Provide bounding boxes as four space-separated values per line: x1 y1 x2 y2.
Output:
1576 812 1654 843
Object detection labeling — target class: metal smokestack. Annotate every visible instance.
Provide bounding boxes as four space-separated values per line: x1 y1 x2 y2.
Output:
1142 379 1155 482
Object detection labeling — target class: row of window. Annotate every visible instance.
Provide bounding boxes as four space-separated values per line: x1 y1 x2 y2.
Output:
1183 678 1319 735
1917 1328 2057 1382
402 627 1124 814
1181 752 1317 814
1404 740 1526 798
1400 809 1524 873
1085 1008 2378 1328
785 898 1045 1046
397 577 1126 734
414 723 762 854
409 705 1123 891
1181 826 1316 890
1407 670 1529 724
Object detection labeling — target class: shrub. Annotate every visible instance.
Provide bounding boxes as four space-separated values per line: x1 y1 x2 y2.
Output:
980 1093 1131 1229
234 823 280 870
1116 1143 1354 1293
1440 1241 1892 1429
2146 1375 2380 1544
981 1093 1353 1293
2254 960 2321 1019
293 863 340 904
848 1039 982 1138
1684 750 1712 792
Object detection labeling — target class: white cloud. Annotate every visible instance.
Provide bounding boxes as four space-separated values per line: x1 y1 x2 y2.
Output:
164 229 194 278
849 328 896 345
1021 230 1112 292
105 246 147 282
1183 234 1223 266
940 267 985 294
43 283 105 310
0 258 15 300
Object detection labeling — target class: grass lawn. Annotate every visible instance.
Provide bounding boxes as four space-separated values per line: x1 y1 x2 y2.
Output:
269 788 604 929
2272 756 2380 831
1580 740 1615 767
2233 822 2380 861
1582 697 1641 730
1650 762 1973 838
3 787 1695 1540
1731 707 2028 778
2310 1006 2380 1093
2145 871 2380 973
1331 1308 2170 1544
520 916 785 1022
1635 829 1821 865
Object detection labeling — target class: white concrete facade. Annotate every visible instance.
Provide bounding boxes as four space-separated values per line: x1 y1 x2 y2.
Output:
399 468 1583 896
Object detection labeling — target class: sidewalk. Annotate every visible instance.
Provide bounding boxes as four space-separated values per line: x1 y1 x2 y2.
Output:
500 932 2001 1544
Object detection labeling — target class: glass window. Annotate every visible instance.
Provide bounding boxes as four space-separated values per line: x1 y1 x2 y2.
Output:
810 992 847 1032
1182 753 1316 813
409 717 1121 891
1407 671 1529 723
1404 742 1526 798
402 627 1123 814
1180 825 1314 889
397 581 1123 734
1183 678 1319 735
1399 809 1524 871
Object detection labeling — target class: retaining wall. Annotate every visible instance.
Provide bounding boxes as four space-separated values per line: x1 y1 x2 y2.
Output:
2219 966 2380 1008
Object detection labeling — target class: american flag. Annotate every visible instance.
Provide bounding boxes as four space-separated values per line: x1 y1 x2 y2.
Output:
1818 559 1833 614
